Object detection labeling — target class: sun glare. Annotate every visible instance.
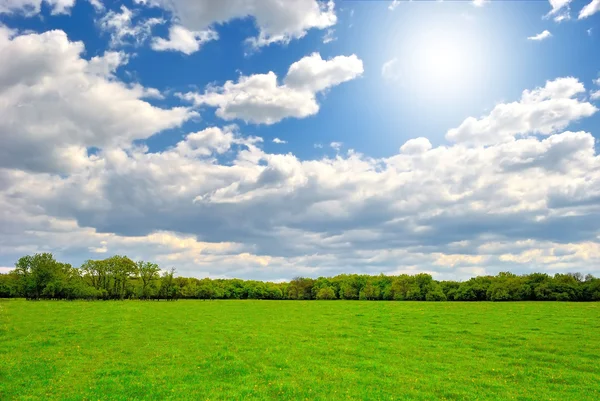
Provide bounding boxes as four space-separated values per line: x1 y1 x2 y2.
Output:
418 37 464 83
407 30 477 98
385 16 490 103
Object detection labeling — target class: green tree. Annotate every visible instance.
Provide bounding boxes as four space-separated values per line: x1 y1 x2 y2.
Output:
14 253 60 300
425 282 447 301
159 268 178 300
316 286 336 300
136 261 160 299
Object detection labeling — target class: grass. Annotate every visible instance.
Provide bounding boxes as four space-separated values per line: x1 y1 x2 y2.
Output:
1 300 599 401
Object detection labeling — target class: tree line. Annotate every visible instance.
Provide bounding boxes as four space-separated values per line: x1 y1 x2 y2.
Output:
0 253 599 301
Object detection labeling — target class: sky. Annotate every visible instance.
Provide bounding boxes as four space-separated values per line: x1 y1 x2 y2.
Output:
0 0 599 281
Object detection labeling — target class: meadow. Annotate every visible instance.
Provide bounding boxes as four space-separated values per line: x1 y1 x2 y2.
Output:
1 300 599 401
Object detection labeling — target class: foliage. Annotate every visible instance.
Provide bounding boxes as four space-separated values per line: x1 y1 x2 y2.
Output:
1 253 600 301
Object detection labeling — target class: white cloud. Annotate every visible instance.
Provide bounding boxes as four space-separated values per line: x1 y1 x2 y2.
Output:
400 138 432 155
472 0 488 7
330 141 342 151
88 0 103 12
381 58 401 82
273 138 287 144
3 119 600 278
591 90 600 100
1 28 600 279
322 28 336 44
99 5 165 47
553 12 571 22
544 0 572 21
546 0 572 15
0 0 75 15
528 30 552 41
180 52 363 124
579 0 600 19
389 0 400 11
139 0 336 50
284 53 363 93
446 77 597 146
89 240 108 253
0 28 196 173
151 25 217 54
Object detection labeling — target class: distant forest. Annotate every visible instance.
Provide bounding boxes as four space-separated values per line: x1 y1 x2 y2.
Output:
1 253 599 302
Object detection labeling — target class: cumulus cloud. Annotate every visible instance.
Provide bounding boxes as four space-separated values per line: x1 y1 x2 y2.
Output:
1 28 600 279
179 52 363 124
546 0 571 14
544 0 572 21
330 142 342 151
151 25 217 54
88 0 103 12
0 0 75 15
99 5 164 47
3 119 600 278
400 138 432 155
273 138 287 144
0 28 196 173
138 0 336 51
528 30 552 41
579 0 600 19
446 77 597 146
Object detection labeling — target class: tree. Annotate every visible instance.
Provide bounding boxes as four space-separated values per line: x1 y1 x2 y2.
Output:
425 282 447 301
81 259 111 299
14 253 60 300
360 282 380 300
440 281 460 301
316 286 336 300
197 279 217 300
136 261 160 299
339 283 359 300
5 253 600 303
0 272 18 297
104 256 137 300
287 277 314 300
159 268 178 300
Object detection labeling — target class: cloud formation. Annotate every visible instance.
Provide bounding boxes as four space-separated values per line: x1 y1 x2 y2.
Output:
578 0 600 19
151 25 217 54
139 0 336 52
0 0 75 15
446 77 597 145
1 24 600 281
99 5 164 47
545 0 572 21
528 30 552 41
0 28 196 173
180 52 364 124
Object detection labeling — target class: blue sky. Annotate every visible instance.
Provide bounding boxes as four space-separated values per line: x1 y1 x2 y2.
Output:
1 0 600 280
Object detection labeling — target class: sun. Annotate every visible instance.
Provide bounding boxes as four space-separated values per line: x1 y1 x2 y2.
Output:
405 29 476 98
384 15 490 103
417 37 465 85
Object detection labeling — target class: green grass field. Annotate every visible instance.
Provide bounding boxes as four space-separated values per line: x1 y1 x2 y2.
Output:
1 300 599 400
